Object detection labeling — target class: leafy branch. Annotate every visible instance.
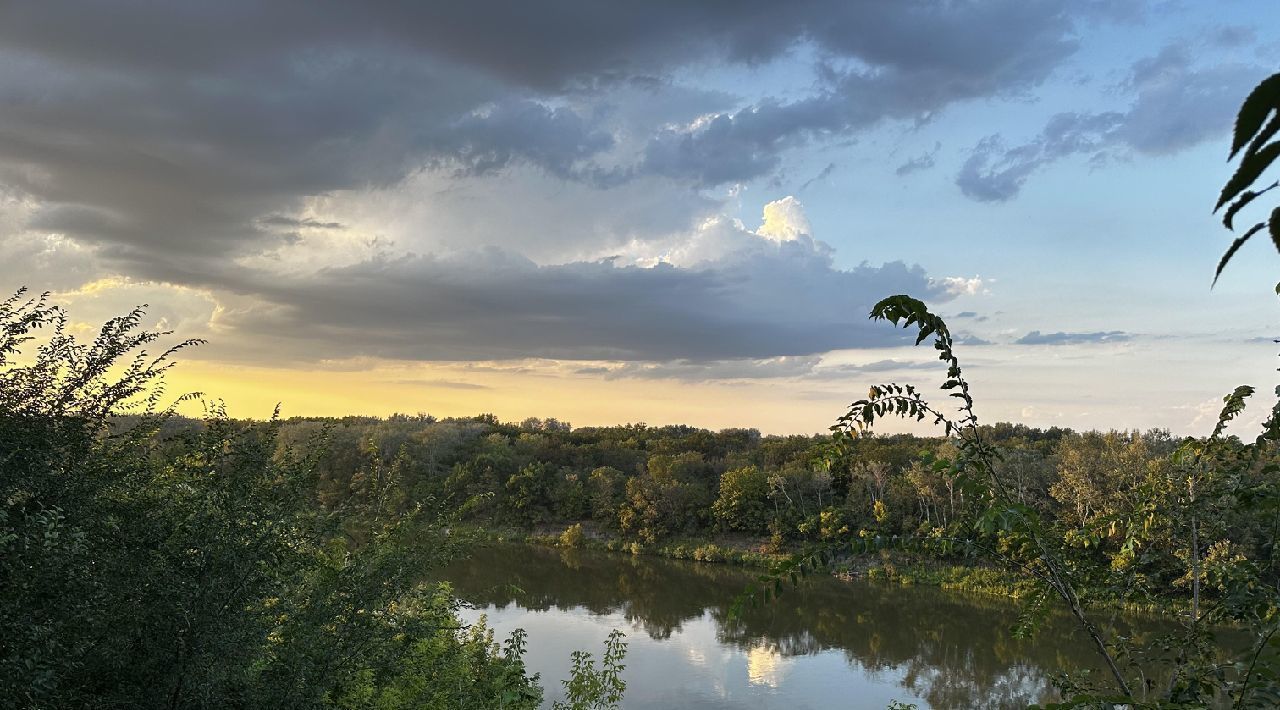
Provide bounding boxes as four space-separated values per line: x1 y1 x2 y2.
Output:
1214 72 1280 286
841 297 1135 697
553 629 627 710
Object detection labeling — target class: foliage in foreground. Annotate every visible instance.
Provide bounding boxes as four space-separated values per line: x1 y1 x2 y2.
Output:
552 629 627 710
0 290 555 709
830 296 1280 708
1215 71 1280 286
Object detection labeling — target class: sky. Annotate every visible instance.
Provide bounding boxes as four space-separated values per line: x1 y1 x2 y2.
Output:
2 1 1279 435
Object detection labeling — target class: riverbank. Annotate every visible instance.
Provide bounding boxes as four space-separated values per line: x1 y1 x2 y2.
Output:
472 524 1038 601
478 524 785 566
470 524 1185 617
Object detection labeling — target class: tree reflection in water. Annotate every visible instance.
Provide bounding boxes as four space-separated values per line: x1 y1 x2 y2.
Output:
439 544 1183 709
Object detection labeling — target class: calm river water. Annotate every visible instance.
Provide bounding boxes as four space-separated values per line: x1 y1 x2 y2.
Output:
439 543 1170 709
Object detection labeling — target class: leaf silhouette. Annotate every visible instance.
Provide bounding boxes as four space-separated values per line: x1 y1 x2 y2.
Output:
1246 113 1280 161
1271 206 1280 253
1223 181 1279 230
1214 222 1266 286
1216 141 1280 212
1230 73 1280 160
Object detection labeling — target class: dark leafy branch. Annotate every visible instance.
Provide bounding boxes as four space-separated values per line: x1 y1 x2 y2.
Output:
1214 72 1280 286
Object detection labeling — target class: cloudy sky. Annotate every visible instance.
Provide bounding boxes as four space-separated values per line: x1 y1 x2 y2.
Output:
3 1 1279 434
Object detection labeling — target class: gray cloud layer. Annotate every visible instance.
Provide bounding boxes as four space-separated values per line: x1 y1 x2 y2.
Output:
0 2 1146 366
209 238 945 362
0 1 1117 269
639 1 1087 186
957 44 1265 201
1015 330 1131 345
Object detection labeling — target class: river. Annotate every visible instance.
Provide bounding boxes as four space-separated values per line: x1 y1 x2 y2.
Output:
439 543 1174 709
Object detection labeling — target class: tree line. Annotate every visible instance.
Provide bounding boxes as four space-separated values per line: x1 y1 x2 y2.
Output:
253 410 1276 618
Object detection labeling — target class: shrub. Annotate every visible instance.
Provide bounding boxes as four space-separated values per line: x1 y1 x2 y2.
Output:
0 291 543 709
560 523 586 548
693 543 724 563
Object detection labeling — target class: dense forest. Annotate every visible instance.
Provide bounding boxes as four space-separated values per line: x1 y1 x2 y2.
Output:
197 412 1269 612
261 414 1169 560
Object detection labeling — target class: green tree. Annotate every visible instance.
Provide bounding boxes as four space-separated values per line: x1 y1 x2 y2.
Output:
554 469 591 521
711 465 771 534
587 466 626 526
1049 430 1159 528
504 461 556 525
618 454 710 542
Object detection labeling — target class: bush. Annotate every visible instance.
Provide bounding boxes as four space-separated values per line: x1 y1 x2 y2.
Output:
0 291 543 709
693 544 723 563
560 522 586 548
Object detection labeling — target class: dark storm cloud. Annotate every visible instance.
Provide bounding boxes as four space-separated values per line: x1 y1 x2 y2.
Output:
0 45 620 273
1015 330 1131 345
441 99 616 180
0 1 1134 93
0 2 1126 364
206 241 947 363
956 44 1265 202
0 2 780 91
0 1 1112 266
